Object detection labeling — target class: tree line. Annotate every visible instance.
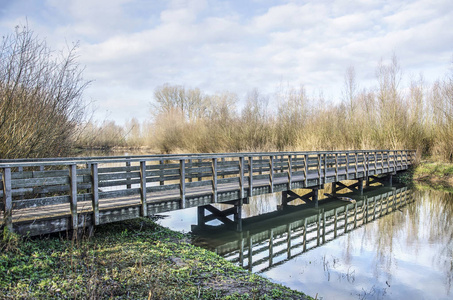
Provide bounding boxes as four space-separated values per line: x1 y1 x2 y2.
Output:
77 56 453 162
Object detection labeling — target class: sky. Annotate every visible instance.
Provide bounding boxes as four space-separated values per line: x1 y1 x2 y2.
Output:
0 0 452 124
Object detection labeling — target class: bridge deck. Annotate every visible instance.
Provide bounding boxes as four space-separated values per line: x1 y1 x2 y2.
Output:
0 150 415 236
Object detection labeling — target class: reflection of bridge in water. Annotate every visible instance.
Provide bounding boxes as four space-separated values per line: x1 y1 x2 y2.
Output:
192 186 413 273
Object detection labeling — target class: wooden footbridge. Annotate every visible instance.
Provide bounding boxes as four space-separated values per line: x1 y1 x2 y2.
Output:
0 150 415 236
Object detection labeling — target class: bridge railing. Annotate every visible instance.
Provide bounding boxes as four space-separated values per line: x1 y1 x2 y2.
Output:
1 150 416 233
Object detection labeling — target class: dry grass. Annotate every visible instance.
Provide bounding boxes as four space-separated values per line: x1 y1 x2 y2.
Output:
75 57 453 162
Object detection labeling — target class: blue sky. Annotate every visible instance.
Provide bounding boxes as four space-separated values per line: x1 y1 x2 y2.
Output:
1 0 452 124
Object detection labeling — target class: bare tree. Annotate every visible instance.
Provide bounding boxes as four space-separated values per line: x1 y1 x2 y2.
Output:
0 25 89 158
152 84 207 121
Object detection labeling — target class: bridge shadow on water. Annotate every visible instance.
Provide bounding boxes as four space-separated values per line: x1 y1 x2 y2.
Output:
191 184 413 273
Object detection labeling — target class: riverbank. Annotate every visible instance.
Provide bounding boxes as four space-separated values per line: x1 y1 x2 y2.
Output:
0 218 312 299
412 161 453 192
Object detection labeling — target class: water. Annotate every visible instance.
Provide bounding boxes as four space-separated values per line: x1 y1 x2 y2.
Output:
157 186 453 300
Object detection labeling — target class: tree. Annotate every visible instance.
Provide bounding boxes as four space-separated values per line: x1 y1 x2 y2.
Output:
152 84 206 121
0 25 89 158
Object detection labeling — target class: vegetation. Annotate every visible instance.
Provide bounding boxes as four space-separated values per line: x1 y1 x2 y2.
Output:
78 56 453 162
0 218 311 300
412 161 453 192
0 26 89 158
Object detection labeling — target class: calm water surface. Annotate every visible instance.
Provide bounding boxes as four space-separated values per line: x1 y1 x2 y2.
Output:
159 187 453 300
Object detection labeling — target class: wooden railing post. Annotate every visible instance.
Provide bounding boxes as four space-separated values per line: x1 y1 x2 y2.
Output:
188 159 193 183
365 151 369 179
345 152 349 180
239 156 245 199
270 155 274 193
287 155 292 190
304 154 308 187
126 158 131 189
159 159 164 185
69 164 78 231
212 158 218 203
221 157 225 178
374 152 377 173
2 167 12 232
140 161 148 217
259 156 263 175
317 154 322 184
198 159 203 181
180 159 186 209
91 163 100 225
397 150 401 168
334 153 338 182
355 152 358 177
249 156 253 197
387 150 390 171
389 150 395 172
86 163 92 194
404 151 408 168
323 153 327 184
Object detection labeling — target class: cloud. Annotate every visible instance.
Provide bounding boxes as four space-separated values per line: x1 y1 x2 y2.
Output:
0 0 452 123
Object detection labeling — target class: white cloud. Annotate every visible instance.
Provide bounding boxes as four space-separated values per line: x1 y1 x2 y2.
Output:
0 0 452 123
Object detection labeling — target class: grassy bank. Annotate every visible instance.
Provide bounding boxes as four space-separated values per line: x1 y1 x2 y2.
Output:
0 218 311 300
412 161 453 192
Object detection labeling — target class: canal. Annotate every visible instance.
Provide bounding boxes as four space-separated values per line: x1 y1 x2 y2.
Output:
157 185 453 300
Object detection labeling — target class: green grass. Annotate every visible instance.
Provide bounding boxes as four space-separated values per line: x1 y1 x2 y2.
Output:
414 162 453 178
0 218 311 299
409 161 453 193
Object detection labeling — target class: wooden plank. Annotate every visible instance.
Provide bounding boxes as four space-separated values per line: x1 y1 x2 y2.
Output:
287 155 292 190
159 159 165 185
126 159 132 189
304 154 308 187
69 164 78 230
212 158 218 203
2 167 12 231
239 157 245 199
345 153 349 180
91 163 100 225
185 180 212 189
249 156 253 197
335 153 338 182
270 156 274 193
140 161 147 217
180 160 186 209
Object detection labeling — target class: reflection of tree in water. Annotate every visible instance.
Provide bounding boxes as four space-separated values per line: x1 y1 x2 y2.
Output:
419 190 453 295
362 189 453 295
371 191 408 281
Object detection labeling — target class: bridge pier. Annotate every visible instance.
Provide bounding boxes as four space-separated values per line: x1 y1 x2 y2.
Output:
281 185 323 208
331 179 364 196
196 199 246 231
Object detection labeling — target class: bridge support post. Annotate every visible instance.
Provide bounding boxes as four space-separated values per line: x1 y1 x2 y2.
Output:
195 199 244 231
358 178 364 196
388 174 393 187
234 200 243 231
197 206 205 227
280 185 322 208
332 182 337 194
280 191 289 209
313 187 319 208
